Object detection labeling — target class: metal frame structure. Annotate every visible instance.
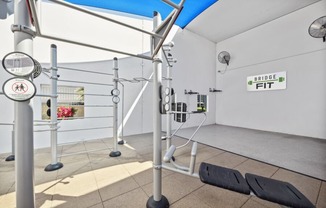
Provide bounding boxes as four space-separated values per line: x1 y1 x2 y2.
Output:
14 0 185 207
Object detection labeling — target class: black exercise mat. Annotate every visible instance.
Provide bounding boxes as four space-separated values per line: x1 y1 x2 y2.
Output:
199 162 250 194
246 173 315 208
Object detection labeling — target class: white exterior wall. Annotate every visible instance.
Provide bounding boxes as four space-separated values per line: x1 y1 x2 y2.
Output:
215 1 326 139
0 54 153 153
165 29 217 130
0 24 217 154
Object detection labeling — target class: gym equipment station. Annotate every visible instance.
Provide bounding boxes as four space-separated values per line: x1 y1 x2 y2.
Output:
0 0 325 208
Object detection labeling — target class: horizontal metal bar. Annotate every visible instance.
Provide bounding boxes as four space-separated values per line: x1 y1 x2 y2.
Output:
35 94 58 98
162 0 181 9
34 127 60 132
0 123 14 126
58 139 105 146
58 66 113 76
57 92 112 97
162 164 199 178
59 116 113 120
34 120 53 123
58 147 109 157
83 105 113 108
58 79 114 86
58 126 113 132
34 122 59 126
48 0 163 39
168 111 206 115
1 92 58 98
38 34 153 61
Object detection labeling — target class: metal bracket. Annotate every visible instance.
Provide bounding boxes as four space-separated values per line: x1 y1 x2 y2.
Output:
184 90 199 95
209 88 222 93
11 24 36 37
153 57 163 63
153 164 162 170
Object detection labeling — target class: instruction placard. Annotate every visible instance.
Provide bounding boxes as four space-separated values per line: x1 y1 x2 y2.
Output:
2 77 36 102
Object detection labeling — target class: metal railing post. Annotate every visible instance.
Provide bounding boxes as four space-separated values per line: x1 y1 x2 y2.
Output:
146 11 169 208
44 44 63 171
14 0 35 207
110 57 121 157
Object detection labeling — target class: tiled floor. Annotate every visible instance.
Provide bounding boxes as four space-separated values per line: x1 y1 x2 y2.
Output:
0 133 325 208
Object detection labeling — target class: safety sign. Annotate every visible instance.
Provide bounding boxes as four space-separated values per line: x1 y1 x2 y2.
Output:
2 77 36 102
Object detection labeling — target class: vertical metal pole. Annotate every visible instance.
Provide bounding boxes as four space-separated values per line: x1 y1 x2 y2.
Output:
45 44 63 171
147 11 169 208
110 57 121 157
166 65 171 151
14 0 35 207
5 123 15 161
118 81 125 145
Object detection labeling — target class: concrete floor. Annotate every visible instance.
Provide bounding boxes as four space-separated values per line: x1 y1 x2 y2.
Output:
0 132 325 208
176 124 326 181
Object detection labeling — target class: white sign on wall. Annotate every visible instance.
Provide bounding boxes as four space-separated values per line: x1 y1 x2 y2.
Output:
247 71 286 91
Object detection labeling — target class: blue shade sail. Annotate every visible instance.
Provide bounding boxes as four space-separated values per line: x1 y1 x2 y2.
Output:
65 0 217 28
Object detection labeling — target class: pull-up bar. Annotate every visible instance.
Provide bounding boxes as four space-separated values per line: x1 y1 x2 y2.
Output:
47 0 163 40
26 0 184 60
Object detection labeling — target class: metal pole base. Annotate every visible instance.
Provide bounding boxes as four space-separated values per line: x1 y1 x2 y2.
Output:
146 195 169 208
109 151 121 157
5 155 15 161
44 162 63 172
118 140 125 145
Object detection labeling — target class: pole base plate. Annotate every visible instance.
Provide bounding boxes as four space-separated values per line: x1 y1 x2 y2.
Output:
109 151 121 157
44 162 64 172
5 155 15 161
146 195 169 208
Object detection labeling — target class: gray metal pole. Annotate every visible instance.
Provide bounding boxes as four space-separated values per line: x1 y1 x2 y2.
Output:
45 44 63 171
146 12 169 208
5 123 15 161
14 0 35 207
110 58 121 157
166 65 172 151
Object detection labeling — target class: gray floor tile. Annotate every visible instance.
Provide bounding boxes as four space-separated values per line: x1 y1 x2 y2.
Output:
317 181 326 208
177 124 326 180
170 193 212 208
102 188 148 208
272 168 321 205
142 172 204 204
192 184 250 208
242 196 281 208
0 130 324 208
235 159 279 177
204 151 248 169
98 177 139 202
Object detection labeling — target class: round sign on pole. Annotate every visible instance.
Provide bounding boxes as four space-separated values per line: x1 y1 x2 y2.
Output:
2 52 35 77
2 77 37 102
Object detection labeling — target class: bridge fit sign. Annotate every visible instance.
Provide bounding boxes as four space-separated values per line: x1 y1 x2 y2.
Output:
247 71 286 92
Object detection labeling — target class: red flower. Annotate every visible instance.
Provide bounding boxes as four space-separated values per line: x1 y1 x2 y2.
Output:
57 106 76 119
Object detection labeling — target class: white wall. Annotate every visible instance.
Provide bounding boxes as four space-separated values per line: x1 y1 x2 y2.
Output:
0 1 153 63
0 54 154 153
215 0 326 139
0 0 179 153
165 29 217 130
